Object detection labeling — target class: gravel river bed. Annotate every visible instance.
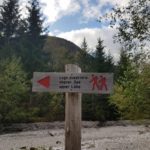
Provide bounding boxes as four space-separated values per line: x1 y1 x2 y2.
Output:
0 125 150 150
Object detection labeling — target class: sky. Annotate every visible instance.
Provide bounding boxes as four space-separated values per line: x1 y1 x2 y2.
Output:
39 0 130 61
0 0 130 61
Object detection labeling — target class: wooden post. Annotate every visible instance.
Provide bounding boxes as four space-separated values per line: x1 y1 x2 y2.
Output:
65 64 82 150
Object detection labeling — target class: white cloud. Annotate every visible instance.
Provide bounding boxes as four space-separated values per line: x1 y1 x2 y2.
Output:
99 0 130 7
0 0 3 5
57 27 121 62
0 0 130 24
41 0 81 23
17 0 129 24
78 0 130 22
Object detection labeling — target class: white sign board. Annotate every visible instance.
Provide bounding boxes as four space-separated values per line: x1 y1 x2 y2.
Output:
32 72 113 94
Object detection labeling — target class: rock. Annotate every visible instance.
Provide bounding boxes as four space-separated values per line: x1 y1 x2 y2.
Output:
30 147 37 150
48 132 54 136
56 141 61 144
49 146 53 150
20 146 27 149
2 126 23 133
138 130 144 134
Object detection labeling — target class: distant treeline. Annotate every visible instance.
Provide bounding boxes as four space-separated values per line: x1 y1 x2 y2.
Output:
0 0 149 123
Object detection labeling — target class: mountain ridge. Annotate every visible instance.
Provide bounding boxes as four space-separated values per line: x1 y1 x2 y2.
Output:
43 36 81 71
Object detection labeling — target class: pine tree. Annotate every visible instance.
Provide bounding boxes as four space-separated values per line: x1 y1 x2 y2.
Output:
116 49 131 80
94 38 106 72
22 0 49 77
0 0 20 40
105 53 114 72
27 0 46 41
0 56 28 123
110 58 150 120
81 37 88 52
0 0 21 58
76 37 92 71
90 38 118 121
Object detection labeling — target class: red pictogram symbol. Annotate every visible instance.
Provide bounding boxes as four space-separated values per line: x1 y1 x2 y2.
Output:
90 74 99 90
90 75 108 91
38 76 50 88
99 75 107 91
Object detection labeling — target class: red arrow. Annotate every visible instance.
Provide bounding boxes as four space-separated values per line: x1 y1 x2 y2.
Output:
38 76 50 88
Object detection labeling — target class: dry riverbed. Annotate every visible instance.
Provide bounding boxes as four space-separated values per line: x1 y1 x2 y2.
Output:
0 122 150 150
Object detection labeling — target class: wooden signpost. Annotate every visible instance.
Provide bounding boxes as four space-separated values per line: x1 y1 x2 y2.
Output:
65 64 82 150
32 64 113 150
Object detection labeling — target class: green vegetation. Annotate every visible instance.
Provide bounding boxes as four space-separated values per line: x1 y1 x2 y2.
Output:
101 0 150 51
110 58 150 119
0 56 28 122
104 0 150 120
0 0 149 123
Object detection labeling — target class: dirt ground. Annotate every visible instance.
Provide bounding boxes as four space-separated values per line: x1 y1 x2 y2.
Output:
0 125 150 150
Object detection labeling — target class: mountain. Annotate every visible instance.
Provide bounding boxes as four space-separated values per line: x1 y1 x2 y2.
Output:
43 36 81 71
44 36 81 53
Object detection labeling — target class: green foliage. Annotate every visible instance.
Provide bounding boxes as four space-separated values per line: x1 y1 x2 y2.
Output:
0 0 20 39
99 0 150 120
110 60 150 120
115 49 131 80
94 38 114 72
105 53 115 72
101 0 150 50
81 38 117 121
75 37 93 71
27 0 45 39
0 0 22 59
0 56 28 122
82 94 95 120
81 37 88 52
20 0 50 77
20 37 50 77
4 107 36 123
48 94 64 121
82 94 119 121
43 36 80 71
3 0 150 123
94 38 105 72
